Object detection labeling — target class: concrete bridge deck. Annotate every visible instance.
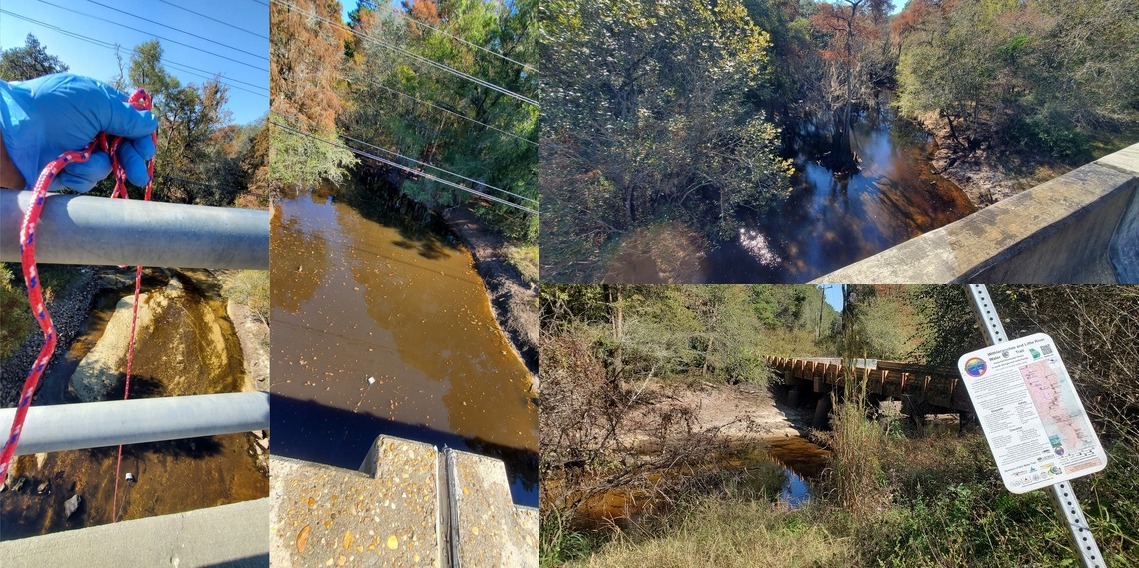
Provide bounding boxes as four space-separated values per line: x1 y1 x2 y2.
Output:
766 356 971 428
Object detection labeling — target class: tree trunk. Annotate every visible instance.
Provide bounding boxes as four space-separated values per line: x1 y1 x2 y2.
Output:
610 286 624 374
943 111 966 150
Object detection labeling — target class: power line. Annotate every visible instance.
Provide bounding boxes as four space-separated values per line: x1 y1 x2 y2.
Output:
162 61 268 95
86 0 269 61
270 0 536 106
337 130 538 205
156 0 268 40
352 78 536 146
35 0 269 73
376 4 537 74
281 110 536 204
0 9 268 98
271 120 538 215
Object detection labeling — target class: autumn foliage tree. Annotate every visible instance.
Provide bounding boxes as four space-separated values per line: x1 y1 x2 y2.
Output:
270 0 357 188
895 0 1139 158
808 0 894 171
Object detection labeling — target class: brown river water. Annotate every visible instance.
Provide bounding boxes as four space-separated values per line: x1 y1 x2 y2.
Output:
269 182 538 506
1 269 268 540
603 101 977 283
564 437 831 530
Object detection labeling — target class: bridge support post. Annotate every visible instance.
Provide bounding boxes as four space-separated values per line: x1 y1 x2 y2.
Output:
901 394 926 427
957 410 975 431
865 393 885 419
786 382 806 408
813 389 833 430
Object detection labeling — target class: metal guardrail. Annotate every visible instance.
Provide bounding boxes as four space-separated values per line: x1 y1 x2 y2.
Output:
0 392 269 455
0 191 269 269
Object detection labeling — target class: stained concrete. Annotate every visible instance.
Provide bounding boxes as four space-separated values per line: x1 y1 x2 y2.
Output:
815 142 1139 284
270 438 439 567
446 449 538 568
1106 145 1139 283
269 435 536 567
0 498 269 567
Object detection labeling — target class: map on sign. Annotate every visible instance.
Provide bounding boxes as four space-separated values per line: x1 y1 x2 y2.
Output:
957 333 1106 493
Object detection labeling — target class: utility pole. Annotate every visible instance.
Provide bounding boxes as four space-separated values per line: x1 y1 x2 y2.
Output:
817 286 826 340
965 284 1105 568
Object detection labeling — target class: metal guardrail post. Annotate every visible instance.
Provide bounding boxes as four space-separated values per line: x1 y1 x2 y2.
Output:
0 391 269 455
965 284 1105 568
0 191 269 269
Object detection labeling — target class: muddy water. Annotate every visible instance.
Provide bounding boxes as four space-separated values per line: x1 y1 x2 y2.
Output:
270 182 538 506
605 101 977 283
0 269 268 540
570 437 831 528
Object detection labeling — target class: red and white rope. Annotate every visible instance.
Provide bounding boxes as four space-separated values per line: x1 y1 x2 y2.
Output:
0 90 157 525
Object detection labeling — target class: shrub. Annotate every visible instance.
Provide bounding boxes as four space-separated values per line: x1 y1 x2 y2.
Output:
0 263 34 359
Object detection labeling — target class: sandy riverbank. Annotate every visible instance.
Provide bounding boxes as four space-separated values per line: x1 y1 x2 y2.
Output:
620 380 811 451
931 148 1023 207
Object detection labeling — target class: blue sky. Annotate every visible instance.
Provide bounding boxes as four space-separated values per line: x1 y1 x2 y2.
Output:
341 0 361 22
0 0 268 124
821 284 844 313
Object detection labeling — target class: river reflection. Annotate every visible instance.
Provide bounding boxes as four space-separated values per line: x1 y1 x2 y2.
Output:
605 102 977 283
270 182 538 505
567 437 831 529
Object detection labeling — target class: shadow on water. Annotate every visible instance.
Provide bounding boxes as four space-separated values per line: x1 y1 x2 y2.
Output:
319 171 464 259
271 176 538 508
270 393 539 507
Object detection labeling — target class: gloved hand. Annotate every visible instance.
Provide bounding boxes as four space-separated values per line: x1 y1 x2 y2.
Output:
0 73 158 192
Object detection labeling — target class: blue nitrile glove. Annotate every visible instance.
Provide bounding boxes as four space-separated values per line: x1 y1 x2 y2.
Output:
0 73 157 192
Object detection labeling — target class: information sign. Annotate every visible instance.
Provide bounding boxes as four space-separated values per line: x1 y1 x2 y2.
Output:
957 332 1106 494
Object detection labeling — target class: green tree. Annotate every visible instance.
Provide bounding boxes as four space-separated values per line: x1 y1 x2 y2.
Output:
0 34 68 81
541 0 793 280
124 41 238 205
342 0 539 240
895 0 1139 158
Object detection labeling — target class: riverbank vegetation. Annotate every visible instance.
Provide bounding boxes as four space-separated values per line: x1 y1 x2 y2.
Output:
540 284 1139 566
540 0 1139 280
270 0 538 247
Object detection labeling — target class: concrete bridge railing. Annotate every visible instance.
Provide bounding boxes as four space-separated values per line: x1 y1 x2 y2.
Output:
765 355 971 428
815 143 1139 283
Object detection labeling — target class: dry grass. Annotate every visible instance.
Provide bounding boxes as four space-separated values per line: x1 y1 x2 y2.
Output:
506 242 539 285
219 269 270 325
566 494 853 568
816 400 891 519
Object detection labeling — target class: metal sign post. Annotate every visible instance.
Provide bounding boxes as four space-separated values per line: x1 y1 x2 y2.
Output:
965 284 1106 568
